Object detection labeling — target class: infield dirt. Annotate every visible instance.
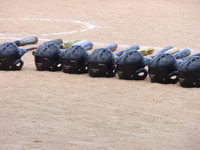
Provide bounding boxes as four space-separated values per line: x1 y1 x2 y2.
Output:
0 0 200 150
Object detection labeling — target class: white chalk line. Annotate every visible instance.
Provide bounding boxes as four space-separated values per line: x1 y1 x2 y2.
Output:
0 18 97 37
0 18 198 52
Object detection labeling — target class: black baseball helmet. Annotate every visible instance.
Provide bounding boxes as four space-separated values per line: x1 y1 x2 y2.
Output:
178 56 200 87
0 42 24 70
33 43 62 71
116 50 148 80
148 53 178 84
61 45 88 74
87 48 116 77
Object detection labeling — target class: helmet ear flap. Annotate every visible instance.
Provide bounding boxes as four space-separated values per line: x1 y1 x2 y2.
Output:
163 71 178 84
34 56 62 71
149 67 178 84
178 71 200 87
11 59 24 70
88 62 116 77
62 59 88 74
178 56 200 87
116 65 147 80
108 65 116 77
116 65 135 80
132 68 148 80
194 78 200 87
50 60 62 71
0 57 24 70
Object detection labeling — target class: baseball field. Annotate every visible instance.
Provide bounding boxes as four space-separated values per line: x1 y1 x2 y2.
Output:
0 0 199 149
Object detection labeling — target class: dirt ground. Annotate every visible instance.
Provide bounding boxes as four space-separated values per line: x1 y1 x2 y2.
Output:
0 0 200 150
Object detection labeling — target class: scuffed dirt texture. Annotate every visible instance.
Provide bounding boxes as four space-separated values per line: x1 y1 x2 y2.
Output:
0 0 199 150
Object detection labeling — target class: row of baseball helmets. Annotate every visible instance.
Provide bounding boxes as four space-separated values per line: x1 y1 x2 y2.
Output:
0 42 200 87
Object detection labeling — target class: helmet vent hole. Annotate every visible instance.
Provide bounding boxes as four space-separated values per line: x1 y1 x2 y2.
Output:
48 44 53 47
72 50 76 54
43 44 52 51
186 62 191 66
2 44 9 51
2 43 10 51
156 58 161 62
124 55 128 59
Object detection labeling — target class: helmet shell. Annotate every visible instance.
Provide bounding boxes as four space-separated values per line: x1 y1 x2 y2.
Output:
61 45 88 74
0 42 19 58
87 48 116 77
34 43 60 58
116 50 147 80
0 42 23 70
148 53 178 84
116 50 146 67
148 53 177 70
178 56 200 87
33 43 62 71
61 45 88 61
88 48 116 65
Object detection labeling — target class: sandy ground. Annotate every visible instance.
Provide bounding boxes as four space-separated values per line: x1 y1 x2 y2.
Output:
0 0 200 150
